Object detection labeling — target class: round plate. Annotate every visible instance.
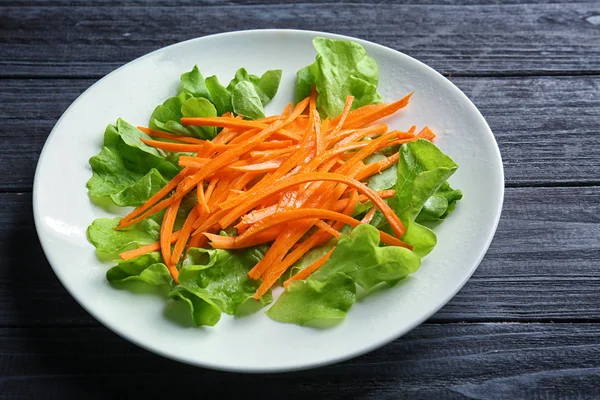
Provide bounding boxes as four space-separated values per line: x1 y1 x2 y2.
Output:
33 29 504 373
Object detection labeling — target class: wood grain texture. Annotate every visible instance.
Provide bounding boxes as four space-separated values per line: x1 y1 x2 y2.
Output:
1 323 599 399
1 76 599 190
1 2 599 77
2 185 599 327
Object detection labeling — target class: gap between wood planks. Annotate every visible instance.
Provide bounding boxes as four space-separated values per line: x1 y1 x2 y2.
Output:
2 71 600 80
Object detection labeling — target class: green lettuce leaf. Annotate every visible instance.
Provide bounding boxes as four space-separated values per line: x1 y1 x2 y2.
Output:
87 217 160 258
110 168 169 207
394 139 459 256
232 81 266 120
205 75 233 115
312 224 420 291
266 272 356 327
168 286 222 327
295 37 382 118
150 92 217 139
227 68 282 106
168 246 273 326
179 65 212 100
267 224 420 326
416 181 463 222
106 252 172 286
87 119 178 206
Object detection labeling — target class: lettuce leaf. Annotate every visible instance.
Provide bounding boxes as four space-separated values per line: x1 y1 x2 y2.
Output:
394 139 458 256
168 246 273 326
205 75 233 116
266 272 356 327
179 65 212 100
312 224 421 291
106 252 172 286
150 92 217 139
267 224 420 326
295 37 382 118
87 217 160 258
227 68 282 106
87 119 178 206
228 68 282 120
416 181 463 222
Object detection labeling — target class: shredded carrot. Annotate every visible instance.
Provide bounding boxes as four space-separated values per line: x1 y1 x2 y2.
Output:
160 197 183 283
119 231 182 261
109 92 427 299
283 248 335 288
315 220 342 239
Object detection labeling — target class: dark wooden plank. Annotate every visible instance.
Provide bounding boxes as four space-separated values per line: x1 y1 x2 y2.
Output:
1 75 599 189
1 3 599 77
2 186 599 327
1 323 600 399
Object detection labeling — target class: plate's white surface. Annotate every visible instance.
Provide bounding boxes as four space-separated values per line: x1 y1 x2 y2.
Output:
33 30 504 373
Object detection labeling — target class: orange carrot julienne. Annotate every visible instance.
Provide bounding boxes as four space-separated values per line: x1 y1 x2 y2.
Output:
236 208 408 248
283 248 335 288
343 92 413 130
119 231 182 261
138 126 207 144
216 172 406 238
161 197 182 283
315 220 342 239
170 207 199 265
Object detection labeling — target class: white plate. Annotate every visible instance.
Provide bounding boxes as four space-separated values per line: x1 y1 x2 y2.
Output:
33 29 504 373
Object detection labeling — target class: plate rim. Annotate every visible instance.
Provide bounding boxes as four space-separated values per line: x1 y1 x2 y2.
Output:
32 28 505 373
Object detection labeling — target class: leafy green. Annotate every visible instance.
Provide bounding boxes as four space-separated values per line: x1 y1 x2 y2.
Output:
205 75 233 115
110 168 169 207
232 81 266 120
312 224 421 291
150 92 216 139
181 97 217 138
394 139 459 256
87 119 179 205
227 68 282 106
179 65 212 100
87 217 160 258
295 37 382 118
106 252 172 286
267 272 356 327
267 225 420 326
416 181 463 222
168 247 272 326
168 286 222 327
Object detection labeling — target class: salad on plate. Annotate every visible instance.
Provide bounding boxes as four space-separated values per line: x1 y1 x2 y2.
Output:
86 37 462 328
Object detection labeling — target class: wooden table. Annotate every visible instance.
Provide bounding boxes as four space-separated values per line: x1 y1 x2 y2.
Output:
2 1 599 398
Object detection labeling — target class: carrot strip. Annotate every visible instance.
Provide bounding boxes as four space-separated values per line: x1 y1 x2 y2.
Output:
120 119 287 228
360 206 378 224
283 248 335 288
204 226 281 249
197 182 210 213
160 197 182 283
181 117 267 130
140 138 213 153
343 92 413 129
228 159 283 173
417 126 437 140
356 153 400 181
119 231 182 261
216 172 406 238
236 208 409 248
138 126 207 144
170 207 199 265
315 220 342 239
327 96 354 140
